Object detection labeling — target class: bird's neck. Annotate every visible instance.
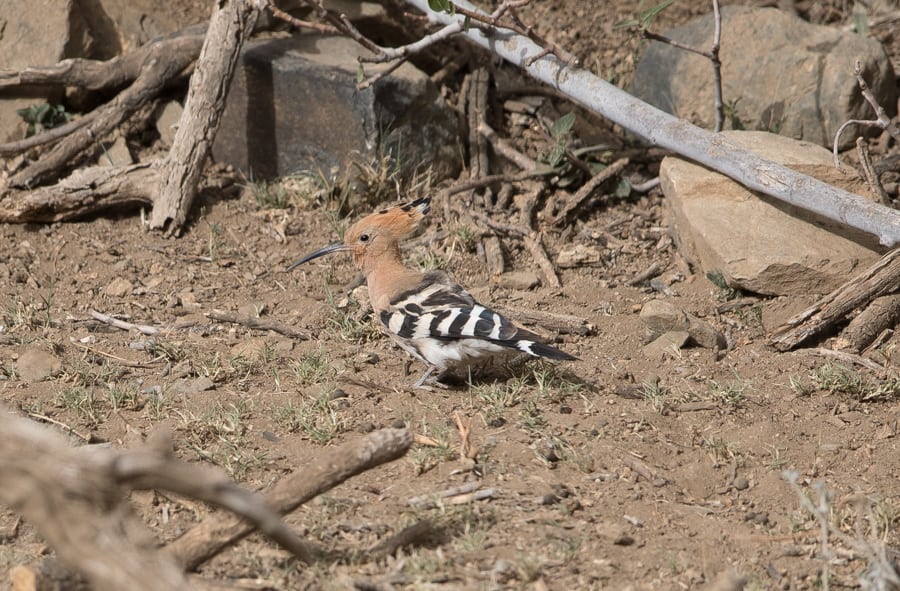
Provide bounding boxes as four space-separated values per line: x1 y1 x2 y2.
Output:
363 251 421 312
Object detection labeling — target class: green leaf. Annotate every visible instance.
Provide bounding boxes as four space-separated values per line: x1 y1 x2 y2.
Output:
428 0 454 14
612 18 640 29
547 144 565 169
356 63 365 83
463 14 471 31
639 0 674 28
550 112 575 138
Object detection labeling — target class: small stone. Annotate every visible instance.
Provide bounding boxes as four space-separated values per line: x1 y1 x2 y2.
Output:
358 421 375 433
642 331 690 360
639 299 689 338
262 431 279 442
733 476 750 491
489 417 506 428
556 244 602 268
16 348 62 382
106 277 133 298
155 100 183 148
496 270 540 290
330 388 349 400
390 418 405 429
613 534 635 546
559 405 573 414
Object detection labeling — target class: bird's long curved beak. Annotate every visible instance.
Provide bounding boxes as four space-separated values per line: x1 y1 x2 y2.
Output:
286 242 348 271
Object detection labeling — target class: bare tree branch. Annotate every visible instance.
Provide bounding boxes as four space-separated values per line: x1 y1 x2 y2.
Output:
406 0 900 247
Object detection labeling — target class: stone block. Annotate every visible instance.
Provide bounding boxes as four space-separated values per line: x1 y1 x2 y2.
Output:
213 35 461 182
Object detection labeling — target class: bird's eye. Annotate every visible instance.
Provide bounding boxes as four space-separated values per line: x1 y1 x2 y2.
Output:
359 233 370 243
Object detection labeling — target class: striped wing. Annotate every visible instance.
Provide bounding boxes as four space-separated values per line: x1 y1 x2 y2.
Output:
381 271 518 343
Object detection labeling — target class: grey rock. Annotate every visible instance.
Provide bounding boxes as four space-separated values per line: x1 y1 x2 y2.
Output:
213 35 461 183
640 299 725 349
155 100 183 148
642 331 690 360
631 6 897 148
96 136 133 167
661 130 882 296
16 348 62 382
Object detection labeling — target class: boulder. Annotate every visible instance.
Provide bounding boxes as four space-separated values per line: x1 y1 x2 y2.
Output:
631 6 897 148
213 35 461 183
660 130 882 296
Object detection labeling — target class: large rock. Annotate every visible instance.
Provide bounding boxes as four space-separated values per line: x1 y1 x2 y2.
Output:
213 35 461 182
660 130 882 296
0 0 95 142
631 6 897 148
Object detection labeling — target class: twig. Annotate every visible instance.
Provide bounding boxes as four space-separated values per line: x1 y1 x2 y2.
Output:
369 520 433 558
454 411 475 460
408 482 482 507
551 157 629 225
792 347 884 371
25 411 90 442
409 0 900 246
478 122 538 171
627 261 662 286
72 342 162 368
90 309 164 335
833 59 900 168
206 309 308 340
265 1 339 34
522 233 561 288
167 428 412 571
855 137 890 205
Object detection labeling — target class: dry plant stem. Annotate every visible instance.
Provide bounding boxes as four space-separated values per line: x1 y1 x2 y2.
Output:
0 111 95 156
91 308 164 335
167 428 413 571
407 0 900 247
768 247 900 351
477 122 537 170
832 59 900 168
551 157 629 225
150 0 260 235
0 164 156 223
855 137 890 205
206 309 309 340
523 233 561 288
113 432 315 563
0 412 192 591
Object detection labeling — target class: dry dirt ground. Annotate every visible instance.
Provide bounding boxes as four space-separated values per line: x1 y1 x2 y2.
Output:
3 1 900 590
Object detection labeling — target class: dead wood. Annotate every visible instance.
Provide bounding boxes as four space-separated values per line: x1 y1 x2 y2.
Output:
206 309 310 340
0 410 331 590
551 157 629 226
0 412 192 591
842 294 900 353
167 427 413 571
493 305 593 335
768 248 900 351
0 26 204 92
0 163 156 222
149 0 260 235
8 39 202 189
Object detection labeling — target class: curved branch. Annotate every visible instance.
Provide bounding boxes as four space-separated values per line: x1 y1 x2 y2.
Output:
406 0 900 248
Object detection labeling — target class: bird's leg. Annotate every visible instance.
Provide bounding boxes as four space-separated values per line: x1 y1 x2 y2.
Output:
413 365 437 389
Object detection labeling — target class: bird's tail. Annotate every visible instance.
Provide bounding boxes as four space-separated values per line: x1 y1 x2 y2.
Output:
516 340 578 361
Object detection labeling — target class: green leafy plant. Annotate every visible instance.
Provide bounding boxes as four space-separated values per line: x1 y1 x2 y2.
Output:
17 103 72 137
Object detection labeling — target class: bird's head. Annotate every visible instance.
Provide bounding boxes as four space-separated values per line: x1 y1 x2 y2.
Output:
287 196 431 272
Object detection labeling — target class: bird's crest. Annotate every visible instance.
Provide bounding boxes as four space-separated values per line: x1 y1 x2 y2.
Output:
356 196 431 240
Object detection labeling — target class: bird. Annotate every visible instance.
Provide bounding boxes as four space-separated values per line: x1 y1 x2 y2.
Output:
287 196 576 388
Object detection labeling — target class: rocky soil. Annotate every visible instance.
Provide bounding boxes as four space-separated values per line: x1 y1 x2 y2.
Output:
2 0 900 590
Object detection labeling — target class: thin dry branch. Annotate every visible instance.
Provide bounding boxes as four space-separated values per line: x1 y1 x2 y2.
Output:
0 412 192 591
167 428 413 571
407 0 900 247
832 59 900 167
8 40 200 188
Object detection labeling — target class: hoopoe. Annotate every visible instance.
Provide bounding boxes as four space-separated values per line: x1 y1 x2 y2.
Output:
288 196 576 388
